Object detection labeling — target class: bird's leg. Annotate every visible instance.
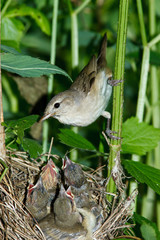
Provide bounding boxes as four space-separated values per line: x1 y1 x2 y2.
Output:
101 111 121 140
108 79 123 86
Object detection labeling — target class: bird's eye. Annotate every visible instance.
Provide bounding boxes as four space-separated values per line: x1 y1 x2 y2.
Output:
54 102 60 108
108 76 113 81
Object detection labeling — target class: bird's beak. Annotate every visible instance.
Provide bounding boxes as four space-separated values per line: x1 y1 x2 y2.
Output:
39 113 52 122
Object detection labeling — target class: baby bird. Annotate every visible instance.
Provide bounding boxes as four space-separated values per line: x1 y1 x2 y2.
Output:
41 159 61 200
39 185 96 240
53 184 83 229
26 160 60 221
26 177 50 221
62 156 90 208
62 156 104 231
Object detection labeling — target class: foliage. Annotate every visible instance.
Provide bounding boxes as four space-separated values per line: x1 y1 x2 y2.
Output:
1 0 160 238
122 117 160 155
2 115 43 158
134 213 160 240
58 128 96 151
123 160 160 195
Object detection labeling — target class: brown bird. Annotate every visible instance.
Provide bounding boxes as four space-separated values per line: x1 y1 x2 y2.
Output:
39 186 96 240
53 184 83 229
40 34 119 138
41 159 61 199
26 160 60 221
39 214 87 240
62 156 90 208
26 177 50 221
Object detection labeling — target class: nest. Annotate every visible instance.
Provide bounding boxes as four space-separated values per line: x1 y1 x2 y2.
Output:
0 148 137 240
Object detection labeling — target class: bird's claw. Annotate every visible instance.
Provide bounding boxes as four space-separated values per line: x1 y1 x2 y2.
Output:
106 129 121 140
108 79 123 86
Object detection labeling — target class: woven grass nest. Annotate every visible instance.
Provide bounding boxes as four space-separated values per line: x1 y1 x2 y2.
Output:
0 148 137 240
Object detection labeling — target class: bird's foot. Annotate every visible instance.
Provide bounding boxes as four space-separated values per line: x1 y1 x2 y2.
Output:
108 79 123 86
106 129 121 140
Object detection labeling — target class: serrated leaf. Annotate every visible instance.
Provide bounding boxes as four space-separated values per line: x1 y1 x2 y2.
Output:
58 129 96 151
2 115 39 130
123 160 160 195
5 5 50 35
134 213 160 240
1 52 72 80
22 138 43 158
122 117 160 155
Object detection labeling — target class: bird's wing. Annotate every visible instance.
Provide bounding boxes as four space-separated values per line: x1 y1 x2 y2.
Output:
97 33 107 71
70 55 97 96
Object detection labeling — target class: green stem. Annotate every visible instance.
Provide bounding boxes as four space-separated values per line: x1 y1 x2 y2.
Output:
107 0 129 198
70 9 79 161
1 0 12 17
130 1 149 206
0 158 8 182
42 0 59 157
136 0 147 45
136 46 150 121
74 0 91 15
148 0 160 228
2 74 19 113
130 46 150 200
148 34 160 48
71 12 79 68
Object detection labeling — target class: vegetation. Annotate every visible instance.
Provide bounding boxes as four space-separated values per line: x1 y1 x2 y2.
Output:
1 0 160 239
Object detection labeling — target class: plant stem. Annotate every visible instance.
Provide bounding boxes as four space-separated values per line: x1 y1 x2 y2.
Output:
130 46 150 200
1 0 12 17
136 0 147 46
2 75 19 113
148 34 160 48
0 72 6 159
135 46 150 121
148 0 160 228
70 9 79 161
107 0 129 198
130 0 149 208
74 0 91 15
0 158 8 182
71 12 79 68
42 0 59 157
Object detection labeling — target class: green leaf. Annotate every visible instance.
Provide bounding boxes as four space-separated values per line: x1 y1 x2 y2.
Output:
1 44 21 54
1 52 72 80
22 138 43 158
134 213 160 240
1 17 24 42
150 50 160 66
5 5 50 35
58 129 96 151
140 224 157 240
123 160 160 195
122 117 160 155
2 115 39 130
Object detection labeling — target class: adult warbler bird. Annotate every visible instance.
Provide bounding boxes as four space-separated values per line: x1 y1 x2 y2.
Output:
40 34 116 137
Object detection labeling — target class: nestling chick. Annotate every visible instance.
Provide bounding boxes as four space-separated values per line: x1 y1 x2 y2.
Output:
62 156 90 208
53 184 83 229
39 213 88 240
41 159 61 200
26 177 50 221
